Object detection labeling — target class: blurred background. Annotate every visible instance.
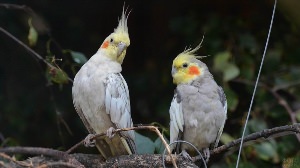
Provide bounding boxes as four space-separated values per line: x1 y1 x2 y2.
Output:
1 0 300 167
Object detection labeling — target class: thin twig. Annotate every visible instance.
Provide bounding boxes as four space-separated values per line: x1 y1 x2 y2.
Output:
192 123 300 162
0 27 73 83
152 126 178 168
66 140 84 154
0 152 32 167
66 125 178 168
233 78 300 142
269 90 300 142
0 3 34 14
212 123 300 155
273 80 300 91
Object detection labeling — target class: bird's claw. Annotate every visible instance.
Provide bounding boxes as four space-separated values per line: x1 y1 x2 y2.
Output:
106 127 116 138
203 148 210 162
84 134 96 147
180 150 193 161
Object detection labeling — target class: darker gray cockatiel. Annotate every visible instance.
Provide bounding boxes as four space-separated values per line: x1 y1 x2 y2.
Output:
169 43 227 162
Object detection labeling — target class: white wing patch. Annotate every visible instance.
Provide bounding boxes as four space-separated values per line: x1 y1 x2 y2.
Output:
104 73 134 140
213 86 227 148
169 91 184 144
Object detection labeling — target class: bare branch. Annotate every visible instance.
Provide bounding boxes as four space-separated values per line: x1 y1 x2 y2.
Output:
0 124 299 167
273 80 300 91
212 123 300 155
272 99 300 141
0 152 32 167
233 78 300 142
0 27 73 83
0 3 34 14
190 123 300 162
0 147 84 168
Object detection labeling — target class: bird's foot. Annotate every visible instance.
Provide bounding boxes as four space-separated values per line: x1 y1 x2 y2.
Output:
106 127 116 138
180 150 192 161
83 134 96 147
203 148 210 162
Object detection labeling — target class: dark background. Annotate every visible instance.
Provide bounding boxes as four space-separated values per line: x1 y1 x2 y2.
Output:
1 0 300 167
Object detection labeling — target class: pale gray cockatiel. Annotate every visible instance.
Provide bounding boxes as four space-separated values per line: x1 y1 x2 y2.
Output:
72 8 136 159
169 43 227 162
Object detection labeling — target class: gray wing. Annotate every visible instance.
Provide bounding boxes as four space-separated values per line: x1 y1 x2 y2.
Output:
104 73 135 151
169 89 184 149
213 86 227 148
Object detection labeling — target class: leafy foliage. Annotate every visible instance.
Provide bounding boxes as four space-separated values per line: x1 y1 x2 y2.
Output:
27 18 38 47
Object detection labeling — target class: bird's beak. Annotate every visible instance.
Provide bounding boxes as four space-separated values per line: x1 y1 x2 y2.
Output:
117 42 127 56
171 66 177 76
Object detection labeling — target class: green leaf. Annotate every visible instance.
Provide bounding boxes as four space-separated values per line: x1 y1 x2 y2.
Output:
46 67 69 84
213 51 231 71
135 132 155 154
223 63 240 81
65 50 88 65
254 142 277 161
28 18 38 47
154 135 169 154
220 132 234 145
213 51 240 81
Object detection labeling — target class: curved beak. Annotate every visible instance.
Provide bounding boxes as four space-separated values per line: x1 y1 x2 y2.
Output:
117 42 127 56
171 66 177 76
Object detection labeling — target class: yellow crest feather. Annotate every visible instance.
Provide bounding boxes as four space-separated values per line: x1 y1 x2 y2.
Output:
114 6 130 34
179 34 208 59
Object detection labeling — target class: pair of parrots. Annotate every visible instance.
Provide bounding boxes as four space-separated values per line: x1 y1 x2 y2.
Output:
72 7 227 162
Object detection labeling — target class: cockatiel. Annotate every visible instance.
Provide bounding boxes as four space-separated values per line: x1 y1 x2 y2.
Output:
169 42 227 162
72 7 135 159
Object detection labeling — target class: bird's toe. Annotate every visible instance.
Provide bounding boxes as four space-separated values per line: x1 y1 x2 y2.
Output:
84 134 96 147
106 127 116 138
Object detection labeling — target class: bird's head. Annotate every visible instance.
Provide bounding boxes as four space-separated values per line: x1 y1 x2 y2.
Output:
99 7 130 64
171 41 208 85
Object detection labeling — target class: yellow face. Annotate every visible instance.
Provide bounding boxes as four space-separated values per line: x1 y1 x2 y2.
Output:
172 54 203 85
100 32 130 64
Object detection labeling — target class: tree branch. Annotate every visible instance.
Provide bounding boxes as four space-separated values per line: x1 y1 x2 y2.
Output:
211 123 300 155
0 147 84 168
0 152 32 167
0 124 299 167
66 125 178 168
0 3 34 14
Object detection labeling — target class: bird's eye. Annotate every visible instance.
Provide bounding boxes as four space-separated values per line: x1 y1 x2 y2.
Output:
110 38 114 43
182 63 188 68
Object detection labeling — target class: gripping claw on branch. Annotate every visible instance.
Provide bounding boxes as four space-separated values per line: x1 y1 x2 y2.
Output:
84 134 96 147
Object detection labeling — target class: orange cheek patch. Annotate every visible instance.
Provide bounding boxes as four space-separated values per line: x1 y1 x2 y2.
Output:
188 66 200 75
101 41 109 48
